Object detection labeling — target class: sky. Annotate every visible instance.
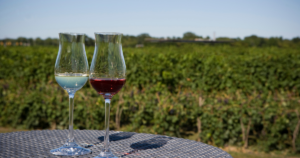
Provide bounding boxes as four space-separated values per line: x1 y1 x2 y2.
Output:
0 0 299 39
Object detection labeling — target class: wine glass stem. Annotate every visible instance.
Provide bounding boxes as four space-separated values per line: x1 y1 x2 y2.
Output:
68 93 75 142
104 98 111 151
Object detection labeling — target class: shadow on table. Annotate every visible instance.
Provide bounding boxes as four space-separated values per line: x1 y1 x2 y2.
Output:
130 136 172 150
98 132 135 142
120 136 172 157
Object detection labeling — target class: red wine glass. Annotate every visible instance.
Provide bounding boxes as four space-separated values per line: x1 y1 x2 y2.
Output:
89 32 126 158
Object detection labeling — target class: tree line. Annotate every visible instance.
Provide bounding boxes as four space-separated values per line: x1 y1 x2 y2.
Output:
0 32 299 47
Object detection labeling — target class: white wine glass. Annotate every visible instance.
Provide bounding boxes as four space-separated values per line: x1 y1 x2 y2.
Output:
51 33 91 156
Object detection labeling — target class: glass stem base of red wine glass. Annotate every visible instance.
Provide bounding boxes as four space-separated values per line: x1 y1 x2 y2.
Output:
94 98 117 158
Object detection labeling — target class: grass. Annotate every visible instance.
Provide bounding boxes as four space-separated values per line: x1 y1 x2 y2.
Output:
0 127 28 133
228 151 300 158
185 131 300 158
229 152 279 158
222 146 300 158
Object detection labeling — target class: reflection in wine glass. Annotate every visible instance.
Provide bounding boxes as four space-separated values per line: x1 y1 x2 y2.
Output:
90 32 126 158
51 33 91 156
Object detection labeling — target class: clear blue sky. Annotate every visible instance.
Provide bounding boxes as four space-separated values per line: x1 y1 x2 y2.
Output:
0 0 299 39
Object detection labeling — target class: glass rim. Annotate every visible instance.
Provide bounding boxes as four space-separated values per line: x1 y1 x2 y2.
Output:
94 32 122 35
59 32 85 36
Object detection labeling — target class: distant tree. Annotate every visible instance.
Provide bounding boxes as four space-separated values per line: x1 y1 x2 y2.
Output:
292 37 300 43
235 37 242 41
85 35 95 46
17 37 28 43
244 35 266 46
28 38 34 46
137 33 151 44
216 37 232 41
45 38 55 46
122 35 138 47
35 37 44 46
52 38 59 46
183 32 202 39
266 37 282 46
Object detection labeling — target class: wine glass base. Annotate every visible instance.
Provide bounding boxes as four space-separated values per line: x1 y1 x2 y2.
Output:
94 149 117 158
50 142 91 156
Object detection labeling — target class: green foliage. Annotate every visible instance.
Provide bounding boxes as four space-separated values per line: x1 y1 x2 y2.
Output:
136 33 151 44
0 44 300 153
183 32 202 39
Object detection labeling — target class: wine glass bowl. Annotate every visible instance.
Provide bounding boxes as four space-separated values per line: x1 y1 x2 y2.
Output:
51 33 91 156
90 32 126 158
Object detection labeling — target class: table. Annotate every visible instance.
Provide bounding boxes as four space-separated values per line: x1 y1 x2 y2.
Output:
0 130 233 158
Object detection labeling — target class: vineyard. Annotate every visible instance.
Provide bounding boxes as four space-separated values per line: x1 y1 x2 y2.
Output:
0 44 300 153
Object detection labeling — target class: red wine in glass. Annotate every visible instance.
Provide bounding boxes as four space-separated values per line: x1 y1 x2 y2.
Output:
90 78 126 98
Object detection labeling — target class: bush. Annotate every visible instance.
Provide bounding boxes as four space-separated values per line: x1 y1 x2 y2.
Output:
0 44 300 152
